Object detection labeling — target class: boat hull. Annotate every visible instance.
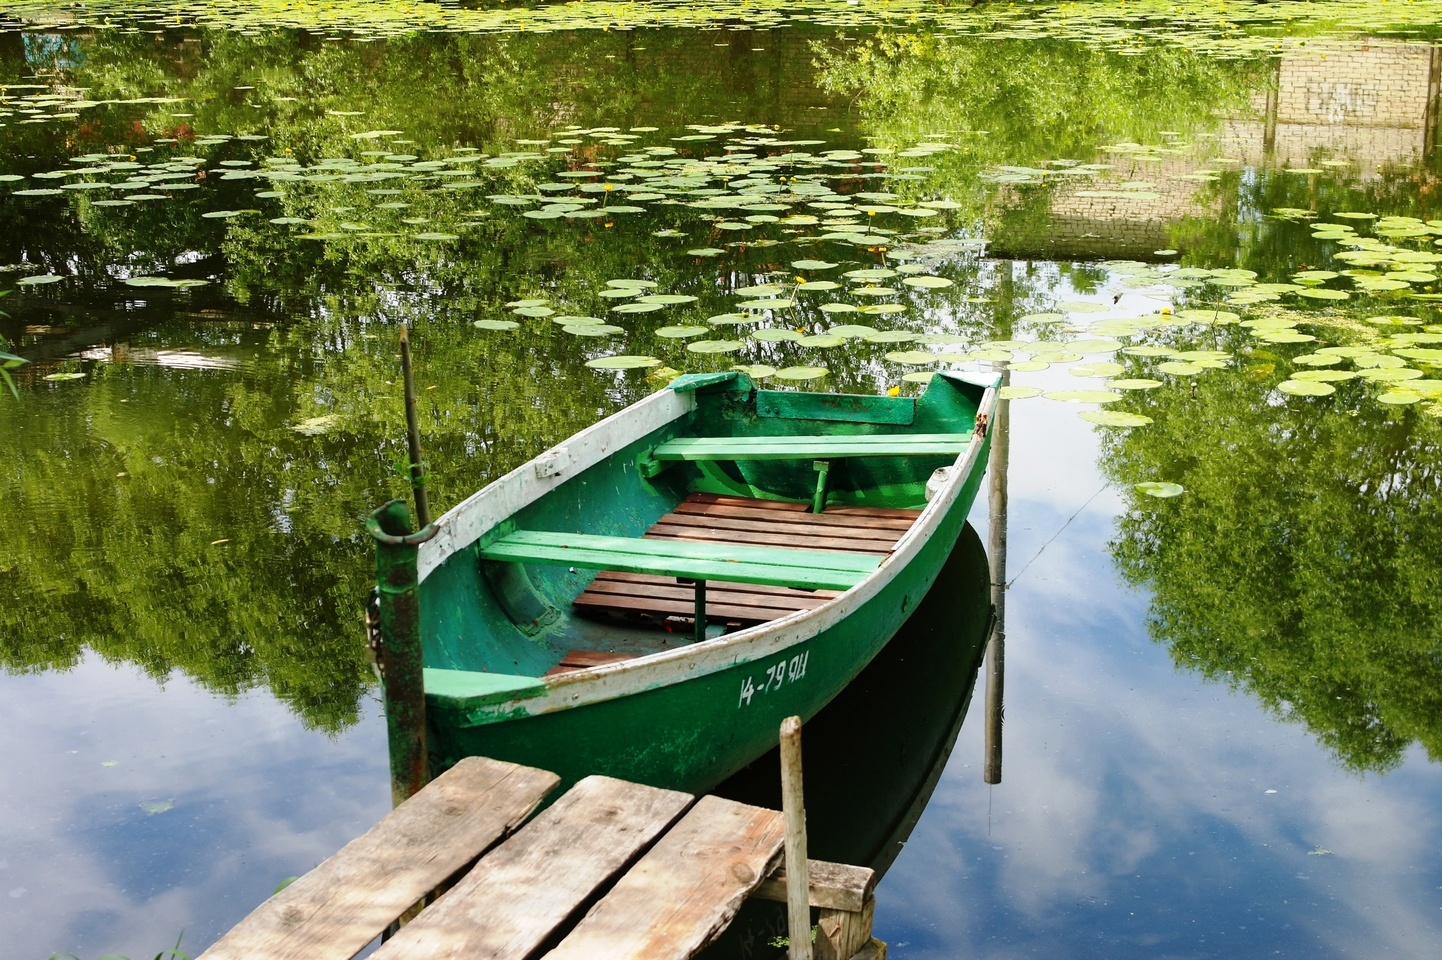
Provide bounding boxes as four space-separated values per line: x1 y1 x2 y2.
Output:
428 451 985 794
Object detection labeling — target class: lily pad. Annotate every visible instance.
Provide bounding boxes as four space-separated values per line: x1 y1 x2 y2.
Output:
902 276 953 289
1067 339 1124 354
732 364 778 379
998 386 1042 400
472 319 519 331
686 340 745 354
1070 361 1124 378
1158 361 1206 376
1079 410 1153 427
612 302 665 314
1277 379 1336 396
563 325 624 337
1043 389 1123 403
751 328 803 343
1136 481 1184 498
656 325 710 338
586 355 662 370
774 366 828 381
885 350 938 365
18 274 63 285
792 260 838 270
1109 378 1163 390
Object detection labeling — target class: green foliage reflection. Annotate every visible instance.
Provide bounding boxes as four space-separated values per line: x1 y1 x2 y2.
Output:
1101 363 1442 773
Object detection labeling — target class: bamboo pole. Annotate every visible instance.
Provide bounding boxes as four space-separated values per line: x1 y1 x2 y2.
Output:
780 716 812 960
399 323 430 528
984 363 1010 785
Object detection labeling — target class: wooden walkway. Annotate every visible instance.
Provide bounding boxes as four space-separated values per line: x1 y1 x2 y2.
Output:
197 756 885 960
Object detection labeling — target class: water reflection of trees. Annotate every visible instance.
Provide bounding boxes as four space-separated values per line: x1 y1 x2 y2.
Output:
4 24 1411 747
1100 363 1442 773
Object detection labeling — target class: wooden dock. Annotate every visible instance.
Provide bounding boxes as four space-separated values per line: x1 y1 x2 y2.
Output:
196 756 885 960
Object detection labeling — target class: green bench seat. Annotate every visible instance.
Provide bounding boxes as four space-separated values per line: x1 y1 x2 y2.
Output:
651 433 971 462
479 530 880 592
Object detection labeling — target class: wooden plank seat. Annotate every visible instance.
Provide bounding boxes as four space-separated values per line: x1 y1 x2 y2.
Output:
650 432 971 461
574 572 842 627
479 530 880 592
573 495 920 631
544 650 637 677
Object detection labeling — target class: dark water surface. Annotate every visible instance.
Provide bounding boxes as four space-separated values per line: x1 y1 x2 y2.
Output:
2 8 1441 959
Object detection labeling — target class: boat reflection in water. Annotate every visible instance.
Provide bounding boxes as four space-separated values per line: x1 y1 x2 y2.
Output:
704 521 995 959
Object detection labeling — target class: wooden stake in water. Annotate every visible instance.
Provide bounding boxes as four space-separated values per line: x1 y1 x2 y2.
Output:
984 364 1010 785
399 323 430 528
780 716 812 960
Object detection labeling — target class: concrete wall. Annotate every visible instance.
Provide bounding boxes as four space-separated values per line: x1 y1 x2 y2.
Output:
1000 40 1442 260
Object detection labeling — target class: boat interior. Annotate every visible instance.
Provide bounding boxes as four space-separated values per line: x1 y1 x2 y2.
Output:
418 372 988 682
557 492 923 674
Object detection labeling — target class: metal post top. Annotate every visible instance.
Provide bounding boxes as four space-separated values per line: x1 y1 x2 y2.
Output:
367 499 439 547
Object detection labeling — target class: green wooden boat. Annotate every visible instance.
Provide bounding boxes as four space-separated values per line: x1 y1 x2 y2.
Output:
398 369 998 795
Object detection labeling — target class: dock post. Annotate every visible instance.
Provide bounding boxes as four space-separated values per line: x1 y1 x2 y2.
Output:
367 500 437 807
399 324 430 528
779 716 813 960
984 363 1009 785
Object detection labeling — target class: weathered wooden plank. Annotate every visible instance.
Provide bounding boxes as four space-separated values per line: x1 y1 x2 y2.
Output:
574 591 811 625
653 434 970 461
667 433 966 447
686 494 922 523
481 531 880 591
577 578 830 612
815 896 876 960
542 795 785 960
544 651 639 676
753 860 878 912
689 493 813 512
849 939 887 960
370 776 692 960
591 570 844 600
197 757 559 960
650 519 897 549
658 510 907 542
646 526 895 556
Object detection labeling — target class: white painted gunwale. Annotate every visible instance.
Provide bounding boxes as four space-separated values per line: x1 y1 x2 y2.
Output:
421 381 999 720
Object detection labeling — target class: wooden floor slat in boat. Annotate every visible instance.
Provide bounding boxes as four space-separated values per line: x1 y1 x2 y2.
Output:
572 493 921 632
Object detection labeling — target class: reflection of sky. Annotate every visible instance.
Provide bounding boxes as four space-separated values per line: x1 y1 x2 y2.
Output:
4 288 1442 960
878 360 1442 958
0 661 390 960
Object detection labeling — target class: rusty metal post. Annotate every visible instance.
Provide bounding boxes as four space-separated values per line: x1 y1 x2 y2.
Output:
366 499 436 807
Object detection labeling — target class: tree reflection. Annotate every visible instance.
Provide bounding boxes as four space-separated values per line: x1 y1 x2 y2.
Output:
1101 357 1442 773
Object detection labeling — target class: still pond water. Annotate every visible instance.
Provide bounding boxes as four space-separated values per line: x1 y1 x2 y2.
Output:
1 3 1441 957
